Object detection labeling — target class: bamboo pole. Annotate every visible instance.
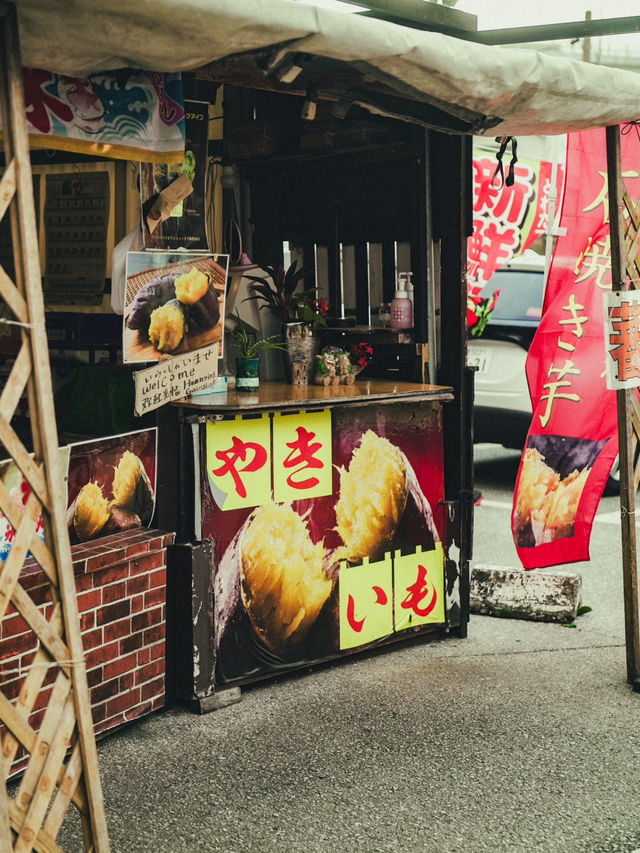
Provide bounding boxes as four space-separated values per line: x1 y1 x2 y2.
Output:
605 123 640 686
0 2 111 848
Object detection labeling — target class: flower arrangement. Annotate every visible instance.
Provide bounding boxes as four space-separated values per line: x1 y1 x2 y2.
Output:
352 341 373 370
243 261 328 326
467 284 501 337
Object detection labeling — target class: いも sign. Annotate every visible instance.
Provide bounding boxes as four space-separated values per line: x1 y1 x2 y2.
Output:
339 544 445 651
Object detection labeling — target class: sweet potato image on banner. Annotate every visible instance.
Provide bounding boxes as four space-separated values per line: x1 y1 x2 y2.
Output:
334 430 439 563
215 503 332 671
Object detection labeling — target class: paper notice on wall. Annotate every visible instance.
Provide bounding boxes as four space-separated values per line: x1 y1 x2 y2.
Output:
604 289 640 390
134 343 219 415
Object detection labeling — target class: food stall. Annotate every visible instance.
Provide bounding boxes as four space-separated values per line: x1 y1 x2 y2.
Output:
10 0 640 713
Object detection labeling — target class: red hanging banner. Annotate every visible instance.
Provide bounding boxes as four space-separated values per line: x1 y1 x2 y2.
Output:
512 127 640 569
468 147 564 286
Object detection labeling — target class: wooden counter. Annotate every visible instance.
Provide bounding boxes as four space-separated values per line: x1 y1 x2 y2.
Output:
175 378 454 415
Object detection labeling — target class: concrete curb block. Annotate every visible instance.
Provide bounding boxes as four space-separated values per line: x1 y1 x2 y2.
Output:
470 564 582 622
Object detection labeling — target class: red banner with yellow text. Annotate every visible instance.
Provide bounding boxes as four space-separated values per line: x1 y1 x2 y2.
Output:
468 147 564 286
512 128 640 569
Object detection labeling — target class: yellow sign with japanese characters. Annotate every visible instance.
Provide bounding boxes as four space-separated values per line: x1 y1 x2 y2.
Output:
339 555 393 650
272 410 332 503
394 543 445 631
206 415 271 511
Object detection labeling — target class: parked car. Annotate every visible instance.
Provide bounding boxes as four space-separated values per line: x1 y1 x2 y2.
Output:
468 263 544 449
467 261 620 492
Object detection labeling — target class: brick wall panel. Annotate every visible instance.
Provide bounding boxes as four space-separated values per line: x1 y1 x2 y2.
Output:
103 617 133 644
77 589 102 613
96 599 131 627
149 641 165 663
141 677 165 703
143 624 165 646
102 581 127 604
3 529 174 777
103 653 138 683
106 688 141 718
144 587 165 609
129 552 164 576
126 574 150 596
148 568 167 590
82 627 104 651
0 633 37 660
136 659 164 685
120 633 143 656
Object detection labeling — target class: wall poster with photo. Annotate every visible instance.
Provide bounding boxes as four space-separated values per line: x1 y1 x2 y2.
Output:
123 251 228 364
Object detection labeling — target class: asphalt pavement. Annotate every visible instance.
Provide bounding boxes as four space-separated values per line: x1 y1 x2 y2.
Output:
50 444 640 853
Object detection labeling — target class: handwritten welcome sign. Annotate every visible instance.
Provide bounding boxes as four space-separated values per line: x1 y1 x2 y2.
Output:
134 343 219 414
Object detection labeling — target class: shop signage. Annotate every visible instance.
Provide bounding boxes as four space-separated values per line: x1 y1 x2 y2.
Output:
604 290 640 389
42 170 109 299
339 544 445 650
201 403 446 685
468 148 565 286
512 128 640 569
206 410 333 511
16 68 185 162
133 343 219 415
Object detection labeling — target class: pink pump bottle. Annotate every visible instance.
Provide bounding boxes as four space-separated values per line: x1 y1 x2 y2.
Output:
390 273 413 329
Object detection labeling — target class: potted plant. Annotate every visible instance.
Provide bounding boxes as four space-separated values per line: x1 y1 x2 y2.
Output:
242 261 328 384
229 322 286 392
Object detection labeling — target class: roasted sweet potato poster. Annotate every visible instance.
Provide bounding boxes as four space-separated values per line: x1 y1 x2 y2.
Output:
65 428 157 544
201 403 447 684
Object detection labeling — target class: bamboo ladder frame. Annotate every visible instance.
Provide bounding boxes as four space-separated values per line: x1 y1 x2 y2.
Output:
606 124 640 687
0 3 110 850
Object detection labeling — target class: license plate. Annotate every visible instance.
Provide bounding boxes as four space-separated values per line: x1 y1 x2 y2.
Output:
468 346 491 373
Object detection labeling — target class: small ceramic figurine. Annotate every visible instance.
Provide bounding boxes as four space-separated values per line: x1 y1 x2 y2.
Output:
314 347 357 385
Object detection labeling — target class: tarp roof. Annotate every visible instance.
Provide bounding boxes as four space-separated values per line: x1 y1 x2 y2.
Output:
13 0 640 136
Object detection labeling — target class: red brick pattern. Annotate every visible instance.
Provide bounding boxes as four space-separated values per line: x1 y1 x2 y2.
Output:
1 528 174 775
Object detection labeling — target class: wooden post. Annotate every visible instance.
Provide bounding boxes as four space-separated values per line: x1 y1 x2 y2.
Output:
0 2 110 848
605 123 640 686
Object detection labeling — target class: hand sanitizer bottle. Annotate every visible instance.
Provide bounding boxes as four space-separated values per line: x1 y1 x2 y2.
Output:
390 273 413 329
405 272 414 311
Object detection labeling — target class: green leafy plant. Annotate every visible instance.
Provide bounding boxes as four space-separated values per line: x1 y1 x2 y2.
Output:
243 261 327 326
229 323 287 360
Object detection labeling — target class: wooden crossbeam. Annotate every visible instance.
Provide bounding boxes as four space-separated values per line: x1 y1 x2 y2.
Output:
0 2 110 850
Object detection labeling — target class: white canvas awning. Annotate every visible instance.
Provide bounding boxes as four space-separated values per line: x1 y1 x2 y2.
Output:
12 0 640 136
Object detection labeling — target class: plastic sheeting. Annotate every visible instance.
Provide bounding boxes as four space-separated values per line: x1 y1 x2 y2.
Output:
12 0 640 136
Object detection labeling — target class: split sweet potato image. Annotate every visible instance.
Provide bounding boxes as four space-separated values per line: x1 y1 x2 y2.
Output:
214 430 440 677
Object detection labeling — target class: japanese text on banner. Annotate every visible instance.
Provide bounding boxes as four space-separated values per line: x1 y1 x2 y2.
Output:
272 411 332 503
512 128 640 569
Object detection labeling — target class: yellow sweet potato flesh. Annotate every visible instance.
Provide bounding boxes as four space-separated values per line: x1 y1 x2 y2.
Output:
111 450 141 506
74 482 110 541
148 303 185 352
240 503 331 653
174 267 209 304
514 447 561 526
335 430 408 561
